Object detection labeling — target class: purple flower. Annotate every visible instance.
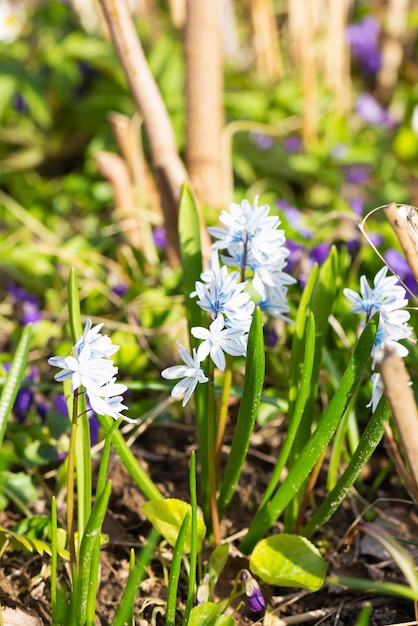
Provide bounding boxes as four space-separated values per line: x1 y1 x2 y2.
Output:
385 249 417 294
282 135 302 153
341 163 372 185
251 132 274 150
348 198 364 216
241 570 265 612
153 226 167 250
346 16 382 76
111 283 128 297
310 243 330 265
8 283 42 325
355 93 395 128
277 201 312 238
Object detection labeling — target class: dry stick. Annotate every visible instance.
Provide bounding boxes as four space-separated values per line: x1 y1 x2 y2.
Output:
108 112 160 265
98 0 187 265
249 0 283 80
185 0 226 208
95 151 143 250
377 347 418 503
378 0 409 99
299 0 317 146
324 0 352 115
385 203 418 284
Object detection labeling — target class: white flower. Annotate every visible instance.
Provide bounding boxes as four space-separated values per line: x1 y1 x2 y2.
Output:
0 0 25 44
343 266 407 320
366 373 384 413
74 319 119 358
191 314 245 370
88 379 132 422
48 344 117 392
161 342 209 406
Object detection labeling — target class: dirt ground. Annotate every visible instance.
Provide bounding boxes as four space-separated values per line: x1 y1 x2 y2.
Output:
1 418 417 625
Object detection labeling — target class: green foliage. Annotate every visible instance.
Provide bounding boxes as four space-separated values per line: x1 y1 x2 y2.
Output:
250 534 327 591
142 499 206 553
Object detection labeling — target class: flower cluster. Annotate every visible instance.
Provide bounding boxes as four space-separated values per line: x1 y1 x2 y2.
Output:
344 266 413 411
48 320 132 422
162 197 294 406
209 196 295 321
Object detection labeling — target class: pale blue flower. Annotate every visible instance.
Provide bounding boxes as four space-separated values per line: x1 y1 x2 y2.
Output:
191 314 245 370
343 266 407 321
74 319 119 358
367 373 384 412
161 342 209 406
88 379 131 422
48 345 117 392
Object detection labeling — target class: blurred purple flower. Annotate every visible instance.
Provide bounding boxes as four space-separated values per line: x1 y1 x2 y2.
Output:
153 226 167 250
251 132 274 150
341 163 372 185
355 93 395 128
346 16 382 76
277 200 312 238
264 326 278 347
89 414 100 446
385 248 417 294
4 365 41 423
282 135 302 153
14 94 27 112
348 198 364 216
310 243 330 265
54 394 68 418
8 283 42 325
111 283 128 297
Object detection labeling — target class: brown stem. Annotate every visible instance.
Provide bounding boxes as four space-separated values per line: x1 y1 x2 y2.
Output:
98 0 188 265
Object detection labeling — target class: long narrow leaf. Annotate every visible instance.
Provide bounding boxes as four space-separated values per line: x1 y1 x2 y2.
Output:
67 269 91 541
239 316 377 554
166 512 190 626
0 324 32 445
183 452 198 625
97 414 163 501
301 400 391 538
112 529 160 626
178 182 210 520
217 308 264 518
74 481 112 625
258 312 315 510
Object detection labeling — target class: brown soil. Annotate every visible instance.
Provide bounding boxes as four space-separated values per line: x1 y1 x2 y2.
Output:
0 419 417 625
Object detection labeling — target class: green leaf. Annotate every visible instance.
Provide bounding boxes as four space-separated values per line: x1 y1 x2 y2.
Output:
240 316 377 553
142 499 206 553
217 308 264 517
188 603 235 626
178 181 205 344
166 512 190 626
208 544 230 597
0 525 69 560
0 324 32 447
250 535 326 591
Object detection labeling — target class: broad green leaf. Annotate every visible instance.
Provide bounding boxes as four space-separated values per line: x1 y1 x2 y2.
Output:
188 603 235 626
142 499 206 553
250 535 326 591
217 308 264 517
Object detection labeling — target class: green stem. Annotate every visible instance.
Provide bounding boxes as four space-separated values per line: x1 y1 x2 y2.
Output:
207 363 220 544
215 354 233 477
67 389 79 573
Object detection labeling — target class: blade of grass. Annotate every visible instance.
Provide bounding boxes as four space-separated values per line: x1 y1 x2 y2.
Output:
67 269 91 543
217 308 264 519
178 182 210 521
239 316 377 554
166 512 191 626
301 400 391 538
183 451 198 625
97 414 163 501
258 312 315 511
50 496 58 623
0 324 32 445
86 419 122 625
326 575 418 601
112 529 160 626
74 481 112 626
